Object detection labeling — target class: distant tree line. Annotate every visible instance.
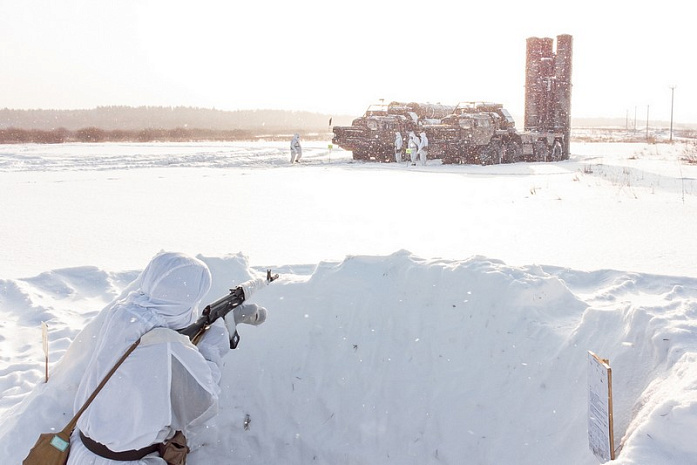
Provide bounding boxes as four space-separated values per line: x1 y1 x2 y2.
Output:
0 126 262 144
0 106 353 143
0 106 353 132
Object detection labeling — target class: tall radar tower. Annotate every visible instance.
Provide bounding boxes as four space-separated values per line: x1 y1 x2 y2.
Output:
524 34 573 158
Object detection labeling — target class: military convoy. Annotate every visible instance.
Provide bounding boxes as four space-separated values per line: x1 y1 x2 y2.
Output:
332 35 573 165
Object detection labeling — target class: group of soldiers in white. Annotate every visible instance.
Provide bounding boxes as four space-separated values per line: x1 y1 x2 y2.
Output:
394 130 428 165
290 131 429 165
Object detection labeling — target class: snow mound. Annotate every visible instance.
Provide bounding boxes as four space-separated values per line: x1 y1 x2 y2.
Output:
2 252 697 464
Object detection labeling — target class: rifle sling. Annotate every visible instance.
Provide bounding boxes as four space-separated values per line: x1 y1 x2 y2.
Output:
62 339 142 437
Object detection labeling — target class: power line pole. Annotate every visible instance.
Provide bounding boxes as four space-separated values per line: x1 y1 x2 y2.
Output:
669 86 676 143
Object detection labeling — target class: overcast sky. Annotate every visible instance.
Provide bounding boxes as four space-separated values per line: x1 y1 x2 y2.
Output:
2 0 694 124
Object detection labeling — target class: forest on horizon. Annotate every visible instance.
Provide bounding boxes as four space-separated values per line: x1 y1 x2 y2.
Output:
0 106 351 143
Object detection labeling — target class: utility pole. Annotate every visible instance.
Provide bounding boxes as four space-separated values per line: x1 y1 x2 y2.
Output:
646 105 650 141
669 86 676 143
625 109 629 131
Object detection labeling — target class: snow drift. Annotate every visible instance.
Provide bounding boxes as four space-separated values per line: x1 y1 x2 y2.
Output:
2 251 697 464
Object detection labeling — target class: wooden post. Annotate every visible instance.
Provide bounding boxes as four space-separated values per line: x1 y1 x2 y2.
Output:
328 118 333 162
588 351 615 462
41 321 49 383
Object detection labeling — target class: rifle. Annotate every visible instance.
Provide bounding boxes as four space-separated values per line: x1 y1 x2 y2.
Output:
178 269 278 347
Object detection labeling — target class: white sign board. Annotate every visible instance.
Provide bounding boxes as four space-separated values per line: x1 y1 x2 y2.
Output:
588 351 614 462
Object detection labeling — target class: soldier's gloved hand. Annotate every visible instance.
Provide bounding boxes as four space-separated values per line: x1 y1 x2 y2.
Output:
233 303 267 326
223 303 268 348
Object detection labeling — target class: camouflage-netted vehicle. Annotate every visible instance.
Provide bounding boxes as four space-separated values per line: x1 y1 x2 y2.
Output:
424 101 565 165
332 101 454 162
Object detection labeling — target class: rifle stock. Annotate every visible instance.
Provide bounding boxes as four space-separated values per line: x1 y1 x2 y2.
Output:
178 270 278 346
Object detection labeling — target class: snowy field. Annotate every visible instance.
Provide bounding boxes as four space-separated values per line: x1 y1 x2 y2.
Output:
1 137 697 464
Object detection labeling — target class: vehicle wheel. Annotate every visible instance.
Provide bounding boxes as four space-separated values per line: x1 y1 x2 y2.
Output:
533 141 548 162
478 149 489 165
505 142 522 163
457 147 470 164
493 142 503 164
352 150 367 161
480 142 502 165
379 148 394 163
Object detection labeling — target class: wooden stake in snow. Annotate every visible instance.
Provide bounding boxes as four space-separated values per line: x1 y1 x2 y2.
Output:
328 117 333 163
41 321 49 383
588 351 615 462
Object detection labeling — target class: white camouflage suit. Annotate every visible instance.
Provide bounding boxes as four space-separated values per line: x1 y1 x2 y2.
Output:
67 252 267 465
407 131 419 164
394 132 403 163
290 133 302 163
417 131 428 165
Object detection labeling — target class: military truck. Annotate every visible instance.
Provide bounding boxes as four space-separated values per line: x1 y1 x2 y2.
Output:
423 102 518 164
424 101 566 165
332 101 455 162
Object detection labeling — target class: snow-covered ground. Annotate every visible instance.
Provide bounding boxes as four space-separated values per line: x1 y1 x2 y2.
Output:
1 137 696 464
